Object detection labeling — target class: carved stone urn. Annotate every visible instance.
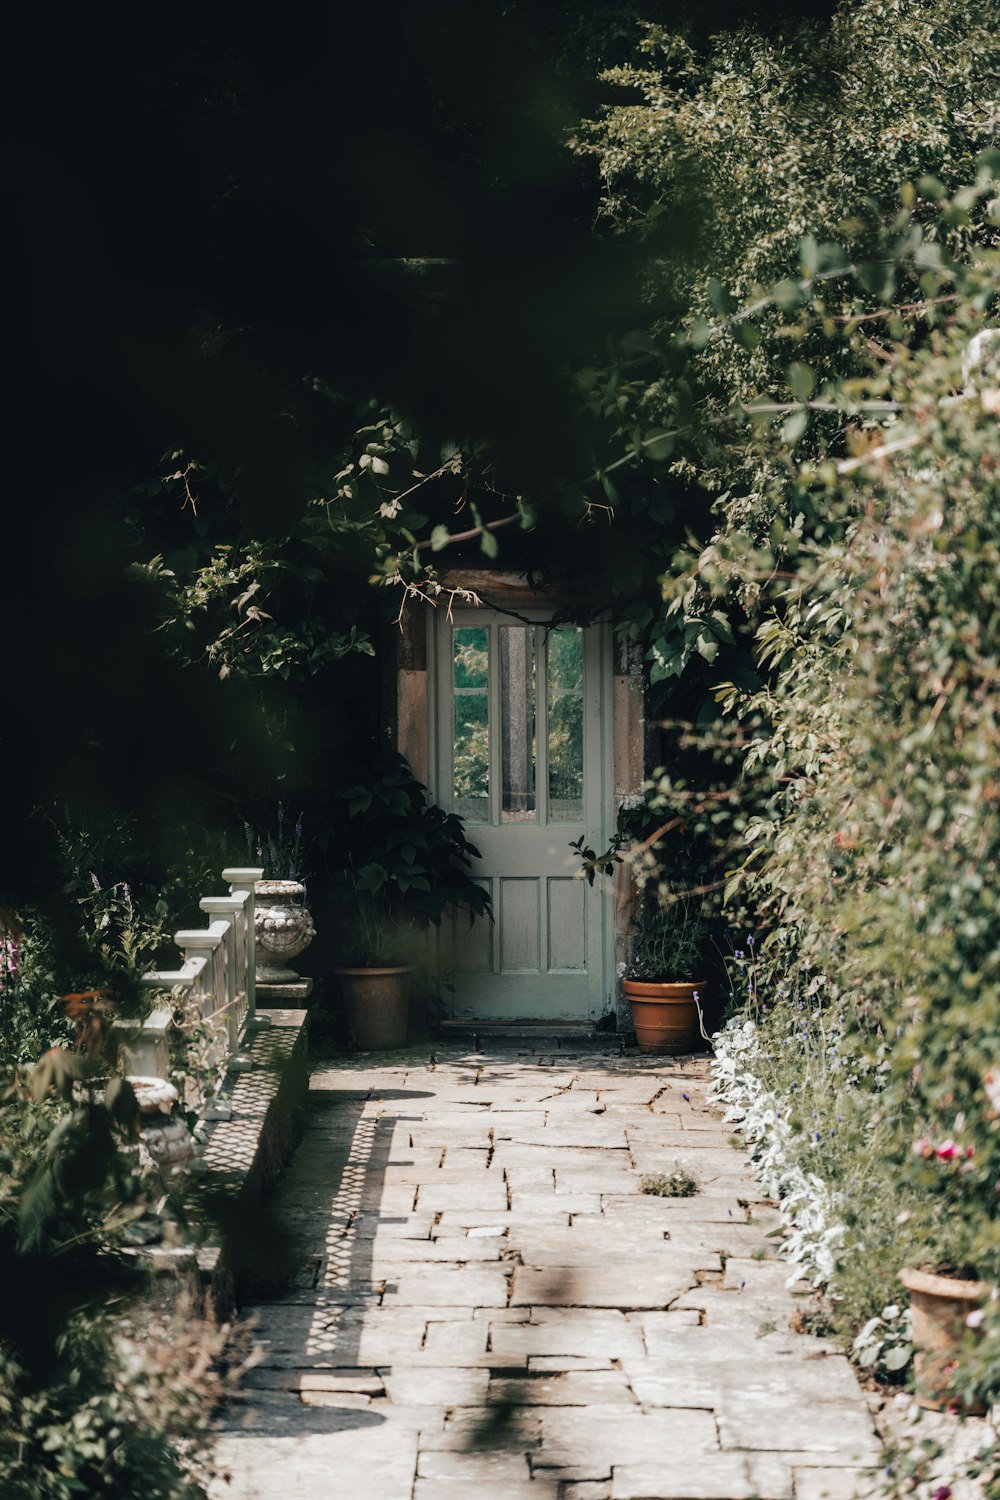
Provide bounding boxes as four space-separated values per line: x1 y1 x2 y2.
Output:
127 1075 196 1185
254 879 316 983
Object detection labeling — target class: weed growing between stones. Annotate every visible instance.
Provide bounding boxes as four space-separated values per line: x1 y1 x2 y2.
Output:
641 1168 698 1198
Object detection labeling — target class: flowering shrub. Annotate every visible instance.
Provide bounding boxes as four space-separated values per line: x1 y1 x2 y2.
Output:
711 1018 847 1288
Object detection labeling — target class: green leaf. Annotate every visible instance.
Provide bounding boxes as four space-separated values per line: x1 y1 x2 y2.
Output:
859 260 894 297
104 1077 140 1136
787 362 816 402
429 525 450 552
772 278 804 312
735 322 760 353
694 628 719 663
782 409 809 447
644 428 674 462
884 1344 912 1371
916 174 947 200
706 278 735 316
708 609 735 644
29 1049 85 1102
480 528 499 559
689 316 712 351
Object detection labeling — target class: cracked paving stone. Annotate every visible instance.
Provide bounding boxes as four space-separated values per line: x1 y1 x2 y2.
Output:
487 1371 637 1406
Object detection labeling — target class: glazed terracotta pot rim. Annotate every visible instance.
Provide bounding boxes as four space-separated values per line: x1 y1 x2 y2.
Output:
333 965 414 977
899 1265 992 1300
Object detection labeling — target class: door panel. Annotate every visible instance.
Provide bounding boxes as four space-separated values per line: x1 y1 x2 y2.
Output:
547 879 586 970
434 608 611 1021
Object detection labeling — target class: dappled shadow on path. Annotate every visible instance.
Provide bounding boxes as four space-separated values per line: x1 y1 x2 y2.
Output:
220 1081 436 1439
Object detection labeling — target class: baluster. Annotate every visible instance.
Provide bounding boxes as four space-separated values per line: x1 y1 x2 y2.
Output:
222 868 265 1030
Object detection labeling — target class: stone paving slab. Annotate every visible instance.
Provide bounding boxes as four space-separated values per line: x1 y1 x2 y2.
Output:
212 1040 882 1498
510 1264 700 1309
611 1452 796 1499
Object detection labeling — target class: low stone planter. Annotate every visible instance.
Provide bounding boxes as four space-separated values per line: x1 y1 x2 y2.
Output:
899 1265 991 1412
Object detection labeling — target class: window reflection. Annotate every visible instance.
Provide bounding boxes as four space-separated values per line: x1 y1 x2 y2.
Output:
500 626 536 822
454 627 489 821
548 628 583 821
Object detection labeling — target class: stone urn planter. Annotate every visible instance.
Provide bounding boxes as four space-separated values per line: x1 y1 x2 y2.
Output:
254 879 316 983
334 966 412 1050
898 1265 991 1412
128 1075 196 1182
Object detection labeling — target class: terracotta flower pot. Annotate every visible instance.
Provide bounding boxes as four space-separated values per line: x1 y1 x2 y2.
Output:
622 979 706 1055
335 966 412 1050
898 1265 991 1413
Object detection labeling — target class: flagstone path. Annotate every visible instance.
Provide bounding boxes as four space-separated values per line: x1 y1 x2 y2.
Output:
211 1041 883 1500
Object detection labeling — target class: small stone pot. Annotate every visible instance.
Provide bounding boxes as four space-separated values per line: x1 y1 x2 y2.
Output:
128 1075 180 1116
898 1265 991 1412
335 966 412 1050
254 879 316 983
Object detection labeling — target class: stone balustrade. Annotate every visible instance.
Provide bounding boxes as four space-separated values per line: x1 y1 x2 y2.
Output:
114 866 265 1080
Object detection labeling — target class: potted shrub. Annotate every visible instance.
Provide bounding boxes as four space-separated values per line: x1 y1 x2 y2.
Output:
895 1170 994 1413
622 893 710 1054
329 756 492 1049
571 793 713 1055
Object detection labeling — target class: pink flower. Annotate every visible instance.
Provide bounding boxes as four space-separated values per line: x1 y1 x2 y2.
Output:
932 1486 953 1500
914 1137 975 1164
984 1069 1000 1114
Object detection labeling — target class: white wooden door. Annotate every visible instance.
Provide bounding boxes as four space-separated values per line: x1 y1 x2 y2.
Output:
432 607 612 1021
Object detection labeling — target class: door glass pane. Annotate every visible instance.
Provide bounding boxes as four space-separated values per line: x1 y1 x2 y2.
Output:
547 627 584 821
500 626 536 823
453 627 489 822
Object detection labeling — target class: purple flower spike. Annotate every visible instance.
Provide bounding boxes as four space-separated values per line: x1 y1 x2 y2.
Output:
682 1092 690 1101
89 871 101 891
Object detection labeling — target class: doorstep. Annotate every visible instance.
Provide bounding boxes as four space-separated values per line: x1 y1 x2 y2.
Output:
438 1018 605 1043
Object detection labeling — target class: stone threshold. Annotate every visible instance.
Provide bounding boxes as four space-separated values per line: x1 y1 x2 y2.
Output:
439 1020 603 1042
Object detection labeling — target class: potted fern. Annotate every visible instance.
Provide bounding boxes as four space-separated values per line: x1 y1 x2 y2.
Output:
330 756 492 1049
